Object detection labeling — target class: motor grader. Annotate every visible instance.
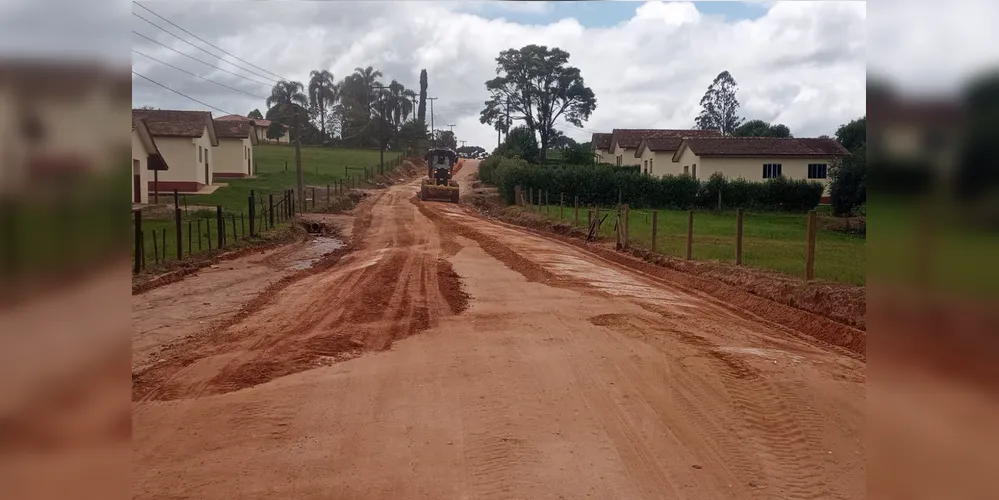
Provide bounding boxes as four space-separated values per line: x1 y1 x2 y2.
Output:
419 147 460 203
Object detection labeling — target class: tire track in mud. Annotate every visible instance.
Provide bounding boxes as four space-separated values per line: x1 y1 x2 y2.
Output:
587 313 768 498
133 187 472 402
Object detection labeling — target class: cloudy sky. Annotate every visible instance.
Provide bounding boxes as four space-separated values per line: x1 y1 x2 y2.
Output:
128 0 871 148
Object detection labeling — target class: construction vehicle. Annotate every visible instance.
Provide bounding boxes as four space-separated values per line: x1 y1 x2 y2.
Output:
419 147 460 203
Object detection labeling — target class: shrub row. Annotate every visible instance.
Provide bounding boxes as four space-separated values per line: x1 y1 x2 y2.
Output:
481 156 824 212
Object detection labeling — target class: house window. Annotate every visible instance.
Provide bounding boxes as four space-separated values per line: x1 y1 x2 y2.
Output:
643 159 648 173
692 163 697 179
683 165 689 175
763 163 783 179
616 155 622 166
650 157 654 172
807 163 828 179
199 146 203 163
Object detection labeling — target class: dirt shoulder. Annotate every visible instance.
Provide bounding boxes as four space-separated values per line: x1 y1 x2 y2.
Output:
463 187 866 344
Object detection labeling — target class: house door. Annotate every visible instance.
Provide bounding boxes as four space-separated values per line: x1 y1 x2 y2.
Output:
133 159 141 203
205 156 210 185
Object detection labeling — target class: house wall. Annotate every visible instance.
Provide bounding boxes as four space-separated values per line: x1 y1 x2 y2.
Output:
213 137 252 177
150 126 213 191
611 144 641 166
130 129 150 204
673 147 702 178
594 148 610 164
698 156 834 193
637 149 679 177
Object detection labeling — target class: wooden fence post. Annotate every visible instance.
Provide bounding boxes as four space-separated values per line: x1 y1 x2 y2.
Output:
327 184 330 205
269 194 275 228
248 190 256 237
686 210 694 260
161 228 166 262
651 210 658 253
197 219 203 250
216 206 224 249
615 207 622 249
311 187 316 210
152 230 159 264
560 193 564 221
187 220 192 256
133 210 142 274
736 208 744 265
537 189 542 212
232 214 238 241
806 210 817 280
206 219 211 250
173 190 183 260
574 196 579 225
545 191 549 213
623 204 630 249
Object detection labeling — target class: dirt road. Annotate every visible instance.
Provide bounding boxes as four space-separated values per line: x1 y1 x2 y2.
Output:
133 160 865 499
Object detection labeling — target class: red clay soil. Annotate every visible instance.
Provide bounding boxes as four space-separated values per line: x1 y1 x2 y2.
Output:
133 160 865 500
468 191 866 333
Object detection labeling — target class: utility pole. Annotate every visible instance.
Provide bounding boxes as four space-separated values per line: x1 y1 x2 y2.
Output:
427 97 438 146
447 124 455 134
294 110 303 212
372 84 389 174
460 140 467 148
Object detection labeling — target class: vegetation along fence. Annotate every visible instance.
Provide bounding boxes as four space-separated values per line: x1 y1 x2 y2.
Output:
513 185 864 286
132 183 351 273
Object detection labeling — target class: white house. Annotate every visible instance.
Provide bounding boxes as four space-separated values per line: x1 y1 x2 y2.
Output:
212 119 258 178
131 109 218 193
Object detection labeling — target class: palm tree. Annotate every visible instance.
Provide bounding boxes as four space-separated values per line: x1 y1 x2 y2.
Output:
308 70 338 144
267 80 308 209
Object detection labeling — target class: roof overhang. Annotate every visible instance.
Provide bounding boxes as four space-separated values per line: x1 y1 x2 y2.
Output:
205 112 219 146
134 119 169 171
671 141 690 162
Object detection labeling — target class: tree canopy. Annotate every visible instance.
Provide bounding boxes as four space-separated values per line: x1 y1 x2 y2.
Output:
480 44 596 161
835 117 866 152
733 119 792 138
493 125 540 164
695 71 744 135
247 109 263 119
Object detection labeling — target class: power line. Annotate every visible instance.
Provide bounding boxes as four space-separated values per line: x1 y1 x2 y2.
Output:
132 11 280 85
132 31 275 88
132 70 233 115
133 1 289 82
133 49 269 100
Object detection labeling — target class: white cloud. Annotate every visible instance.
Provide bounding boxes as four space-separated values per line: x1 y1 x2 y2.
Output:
131 1 866 149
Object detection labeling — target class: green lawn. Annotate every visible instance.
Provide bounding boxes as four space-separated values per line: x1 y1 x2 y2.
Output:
534 204 866 285
194 144 403 213
867 197 999 297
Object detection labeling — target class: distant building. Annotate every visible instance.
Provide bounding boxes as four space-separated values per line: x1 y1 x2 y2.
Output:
132 109 219 193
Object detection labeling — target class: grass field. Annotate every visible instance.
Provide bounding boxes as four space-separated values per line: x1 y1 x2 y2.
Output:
133 145 402 269
534 204 866 285
191 144 402 213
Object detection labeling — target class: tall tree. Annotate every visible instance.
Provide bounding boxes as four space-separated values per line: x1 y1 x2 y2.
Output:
733 119 792 138
433 129 458 150
418 69 428 125
834 116 866 152
480 44 596 161
247 108 263 119
308 70 339 145
494 125 540 164
267 80 308 209
695 70 744 135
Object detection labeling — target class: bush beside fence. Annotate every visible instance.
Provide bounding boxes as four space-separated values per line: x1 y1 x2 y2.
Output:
481 156 824 213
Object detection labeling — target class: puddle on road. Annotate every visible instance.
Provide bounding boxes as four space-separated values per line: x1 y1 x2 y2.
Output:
287 236 345 270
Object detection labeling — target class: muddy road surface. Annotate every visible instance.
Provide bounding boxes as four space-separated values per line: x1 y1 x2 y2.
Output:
133 160 865 499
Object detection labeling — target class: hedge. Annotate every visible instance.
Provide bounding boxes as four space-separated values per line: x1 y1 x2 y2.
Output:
485 157 824 212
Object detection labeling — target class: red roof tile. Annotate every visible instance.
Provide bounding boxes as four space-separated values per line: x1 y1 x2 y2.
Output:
214 119 251 139
679 137 851 157
611 128 721 150
216 114 249 121
591 133 612 150
132 109 213 138
634 137 687 157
